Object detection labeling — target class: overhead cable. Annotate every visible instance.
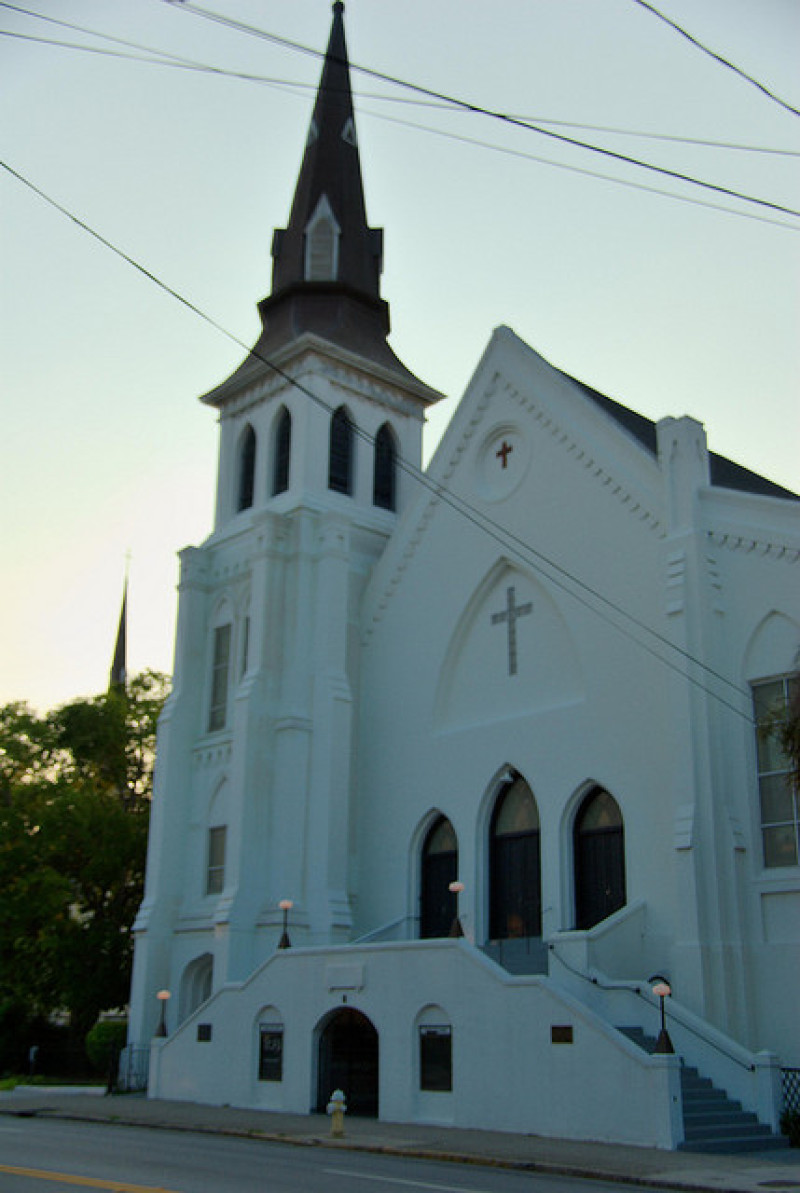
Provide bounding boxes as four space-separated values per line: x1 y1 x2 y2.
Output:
4 23 798 161
630 0 800 120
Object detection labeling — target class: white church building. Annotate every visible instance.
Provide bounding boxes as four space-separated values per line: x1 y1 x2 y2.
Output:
126 3 799 1150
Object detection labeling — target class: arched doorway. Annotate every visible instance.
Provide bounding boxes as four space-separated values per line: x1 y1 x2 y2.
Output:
420 816 458 938
574 787 626 930
489 773 541 940
316 1009 378 1117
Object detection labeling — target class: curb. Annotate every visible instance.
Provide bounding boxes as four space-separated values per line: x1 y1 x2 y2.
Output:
0 1104 751 1193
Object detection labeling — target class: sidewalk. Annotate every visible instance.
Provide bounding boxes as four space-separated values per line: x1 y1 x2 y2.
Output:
1 1086 798 1193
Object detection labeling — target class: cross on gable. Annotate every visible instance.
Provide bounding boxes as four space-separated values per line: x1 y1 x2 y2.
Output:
490 585 532 676
496 441 514 469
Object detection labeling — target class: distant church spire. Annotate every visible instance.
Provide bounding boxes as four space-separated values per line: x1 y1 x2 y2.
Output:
109 576 127 691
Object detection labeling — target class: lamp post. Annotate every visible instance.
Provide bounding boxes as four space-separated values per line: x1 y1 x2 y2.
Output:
648 973 674 1054
448 881 465 938
278 899 293 949
155 989 171 1038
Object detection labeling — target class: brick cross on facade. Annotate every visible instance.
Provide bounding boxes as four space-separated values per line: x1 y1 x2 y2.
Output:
495 440 514 469
490 585 532 676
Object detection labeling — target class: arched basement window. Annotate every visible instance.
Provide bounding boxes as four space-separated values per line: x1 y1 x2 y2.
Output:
420 816 458 939
237 424 256 512
489 774 541 940
373 423 397 511
328 407 354 495
272 407 291 496
574 787 626 930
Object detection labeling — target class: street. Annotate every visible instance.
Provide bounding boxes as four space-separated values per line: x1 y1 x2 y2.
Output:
0 1118 643 1192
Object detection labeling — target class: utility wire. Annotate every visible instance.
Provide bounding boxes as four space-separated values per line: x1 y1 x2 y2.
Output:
630 0 800 120
2 158 771 724
4 25 799 161
5 33 797 232
166 2 800 220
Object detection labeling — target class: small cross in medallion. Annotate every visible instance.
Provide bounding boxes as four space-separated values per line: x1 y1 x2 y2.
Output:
496 441 513 469
490 585 532 676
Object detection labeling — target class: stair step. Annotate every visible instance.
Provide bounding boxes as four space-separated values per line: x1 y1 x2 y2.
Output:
679 1133 790 1154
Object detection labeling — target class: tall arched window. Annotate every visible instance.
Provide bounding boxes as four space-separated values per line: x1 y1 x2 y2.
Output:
272 407 291 496
237 423 256 512
489 774 541 940
420 816 458 939
373 423 397 511
328 407 353 495
574 787 626 930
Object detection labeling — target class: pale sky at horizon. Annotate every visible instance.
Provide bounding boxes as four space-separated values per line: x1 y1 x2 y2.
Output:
2 0 798 712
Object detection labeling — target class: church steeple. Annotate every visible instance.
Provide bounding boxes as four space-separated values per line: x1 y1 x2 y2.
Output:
270 0 382 301
252 1 419 382
202 2 440 404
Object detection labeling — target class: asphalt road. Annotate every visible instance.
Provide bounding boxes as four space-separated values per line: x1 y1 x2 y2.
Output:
0 1117 644 1192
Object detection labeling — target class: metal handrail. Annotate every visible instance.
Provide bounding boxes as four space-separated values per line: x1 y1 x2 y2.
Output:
548 943 755 1071
351 914 417 944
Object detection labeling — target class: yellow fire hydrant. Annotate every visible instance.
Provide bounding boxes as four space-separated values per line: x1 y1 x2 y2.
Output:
327 1088 347 1137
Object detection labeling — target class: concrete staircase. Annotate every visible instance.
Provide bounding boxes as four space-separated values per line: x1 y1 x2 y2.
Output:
618 1026 789 1153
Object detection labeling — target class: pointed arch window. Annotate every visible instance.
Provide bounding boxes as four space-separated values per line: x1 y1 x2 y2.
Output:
272 407 292 496
328 407 354 495
420 816 458 939
489 775 541 940
373 423 397 511
237 424 256 512
573 787 626 930
305 194 340 282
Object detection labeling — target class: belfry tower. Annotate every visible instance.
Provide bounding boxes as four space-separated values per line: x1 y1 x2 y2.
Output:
128 1 441 1042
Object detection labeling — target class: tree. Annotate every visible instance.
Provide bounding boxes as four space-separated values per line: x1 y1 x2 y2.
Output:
0 671 168 1046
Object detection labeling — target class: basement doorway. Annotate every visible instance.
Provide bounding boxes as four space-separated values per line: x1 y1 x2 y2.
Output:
316 1008 378 1117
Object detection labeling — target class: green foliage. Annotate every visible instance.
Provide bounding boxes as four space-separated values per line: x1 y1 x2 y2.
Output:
85 1020 128 1072
0 672 169 1045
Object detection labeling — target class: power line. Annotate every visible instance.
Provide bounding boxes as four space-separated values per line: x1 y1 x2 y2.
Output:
5 34 797 232
1 158 768 725
4 15 798 159
3 10 796 161
167 2 800 220
630 0 800 120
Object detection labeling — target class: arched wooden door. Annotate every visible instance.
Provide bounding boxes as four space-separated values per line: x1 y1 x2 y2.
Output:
420 816 458 938
574 787 626 930
317 1009 378 1117
489 775 541 940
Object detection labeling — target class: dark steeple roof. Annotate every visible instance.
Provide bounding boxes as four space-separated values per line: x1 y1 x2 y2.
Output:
269 0 381 301
202 2 437 406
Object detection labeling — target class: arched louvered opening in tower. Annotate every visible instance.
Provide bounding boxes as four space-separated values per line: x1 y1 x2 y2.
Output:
237 424 256 512
272 407 292 496
328 406 354 495
373 422 397 511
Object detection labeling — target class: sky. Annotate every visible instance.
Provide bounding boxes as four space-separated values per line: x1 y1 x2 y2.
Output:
2 0 798 712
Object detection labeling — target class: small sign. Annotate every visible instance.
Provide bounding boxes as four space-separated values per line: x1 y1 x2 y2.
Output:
197 1024 212 1042
551 1025 573 1044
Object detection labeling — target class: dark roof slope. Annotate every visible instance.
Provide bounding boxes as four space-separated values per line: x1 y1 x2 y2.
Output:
562 370 798 503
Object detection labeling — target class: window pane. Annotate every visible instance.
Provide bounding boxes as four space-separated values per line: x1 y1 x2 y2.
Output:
763 824 798 869
207 826 226 894
577 789 622 831
273 408 291 496
259 1027 284 1081
759 774 794 824
425 817 457 855
756 727 789 775
495 778 539 835
420 1026 452 1092
753 680 785 723
237 425 256 512
208 624 231 732
329 409 353 495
